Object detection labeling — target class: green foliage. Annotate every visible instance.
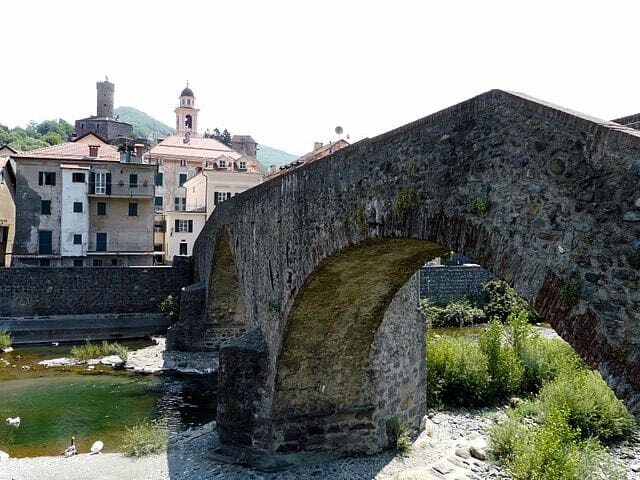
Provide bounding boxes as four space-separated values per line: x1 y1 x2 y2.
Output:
355 205 366 235
121 418 168 457
426 335 489 408
385 417 411 453
203 127 232 146
70 340 129 361
267 297 280 313
469 192 490 214
0 330 12 349
419 299 484 327
440 250 454 262
0 119 73 151
114 106 174 141
159 295 180 322
479 278 538 323
559 281 581 309
479 319 524 399
393 188 417 215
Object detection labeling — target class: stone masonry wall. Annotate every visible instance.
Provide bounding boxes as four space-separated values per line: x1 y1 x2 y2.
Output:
0 260 192 316
419 265 493 303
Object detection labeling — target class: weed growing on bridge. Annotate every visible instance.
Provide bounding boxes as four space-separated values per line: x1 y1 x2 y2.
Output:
393 188 417 216
559 281 581 309
468 192 490 214
267 297 281 313
355 205 366 235
0 330 12 349
160 294 180 321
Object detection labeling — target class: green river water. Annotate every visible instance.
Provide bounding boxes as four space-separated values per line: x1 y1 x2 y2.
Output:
0 340 217 458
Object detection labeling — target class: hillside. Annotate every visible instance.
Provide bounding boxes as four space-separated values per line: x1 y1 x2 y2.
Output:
115 106 298 165
114 106 174 141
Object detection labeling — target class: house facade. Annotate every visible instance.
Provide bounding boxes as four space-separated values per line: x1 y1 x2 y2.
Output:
0 146 17 267
146 85 264 262
11 134 156 267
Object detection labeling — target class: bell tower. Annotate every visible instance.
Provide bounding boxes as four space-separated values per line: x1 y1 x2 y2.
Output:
175 82 199 137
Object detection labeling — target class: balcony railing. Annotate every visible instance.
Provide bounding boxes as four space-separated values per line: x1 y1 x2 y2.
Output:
88 182 154 197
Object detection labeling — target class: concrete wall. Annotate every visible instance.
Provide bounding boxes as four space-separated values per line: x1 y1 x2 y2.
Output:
0 261 192 317
419 265 494 303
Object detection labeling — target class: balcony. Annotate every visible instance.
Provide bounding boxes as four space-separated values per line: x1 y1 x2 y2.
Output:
88 182 154 198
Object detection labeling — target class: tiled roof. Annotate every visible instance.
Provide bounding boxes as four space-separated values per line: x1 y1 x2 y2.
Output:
148 135 243 160
13 134 119 161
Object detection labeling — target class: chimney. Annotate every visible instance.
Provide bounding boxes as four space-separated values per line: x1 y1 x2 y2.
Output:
134 144 145 159
88 144 100 158
268 165 277 176
313 141 323 151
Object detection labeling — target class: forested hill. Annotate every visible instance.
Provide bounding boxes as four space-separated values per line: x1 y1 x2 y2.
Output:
114 106 174 140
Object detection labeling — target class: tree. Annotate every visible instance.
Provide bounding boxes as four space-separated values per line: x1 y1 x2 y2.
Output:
221 128 232 146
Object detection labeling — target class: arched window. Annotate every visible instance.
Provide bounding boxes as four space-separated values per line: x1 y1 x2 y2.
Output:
185 115 193 129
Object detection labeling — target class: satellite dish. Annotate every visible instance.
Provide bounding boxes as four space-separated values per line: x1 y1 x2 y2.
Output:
335 126 343 135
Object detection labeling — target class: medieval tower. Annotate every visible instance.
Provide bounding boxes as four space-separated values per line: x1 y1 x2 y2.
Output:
175 84 199 137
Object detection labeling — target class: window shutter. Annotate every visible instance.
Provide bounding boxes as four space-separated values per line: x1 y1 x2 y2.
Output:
39 172 44 185
214 192 219 205
106 173 112 195
188 220 193 232
89 171 95 194
175 219 180 232
51 173 56 186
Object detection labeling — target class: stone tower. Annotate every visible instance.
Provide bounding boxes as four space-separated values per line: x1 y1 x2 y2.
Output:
96 79 114 119
175 83 199 137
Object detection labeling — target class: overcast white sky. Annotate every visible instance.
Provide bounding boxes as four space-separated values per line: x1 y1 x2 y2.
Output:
2 0 639 155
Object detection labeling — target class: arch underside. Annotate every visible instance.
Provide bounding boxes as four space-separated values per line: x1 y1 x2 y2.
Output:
273 238 445 418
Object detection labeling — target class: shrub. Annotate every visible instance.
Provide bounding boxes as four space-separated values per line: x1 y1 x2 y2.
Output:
479 320 523 400
420 299 484 327
70 340 129 361
385 417 411 453
0 330 12 349
110 343 130 362
427 335 489 408
468 192 490 214
559 281 581 309
121 418 168 457
535 370 636 443
479 278 536 323
393 188 417 215
159 294 180 321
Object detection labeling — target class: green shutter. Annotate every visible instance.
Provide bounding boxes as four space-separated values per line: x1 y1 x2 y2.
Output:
106 173 112 195
89 171 95 194
175 219 180 232
188 220 193 232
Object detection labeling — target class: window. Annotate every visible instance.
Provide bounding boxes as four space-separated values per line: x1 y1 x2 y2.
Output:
111 259 119 266
155 173 163 186
179 242 188 256
73 259 83 267
175 219 193 233
129 174 138 188
218 159 226 168
174 197 185 211
41 200 51 215
214 191 231 205
93 259 103 266
154 196 163 208
39 259 51 267
38 171 56 186
73 202 83 213
179 173 187 186
97 202 106 215
239 160 247 170
73 234 82 245
95 172 106 194
38 230 52 254
72 172 86 183
96 232 107 252
179 159 187 167
128 203 138 216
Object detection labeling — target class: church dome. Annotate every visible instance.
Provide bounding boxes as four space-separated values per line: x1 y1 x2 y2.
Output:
180 86 194 97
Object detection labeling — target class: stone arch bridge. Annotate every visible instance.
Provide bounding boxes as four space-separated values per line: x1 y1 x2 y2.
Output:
167 89 640 463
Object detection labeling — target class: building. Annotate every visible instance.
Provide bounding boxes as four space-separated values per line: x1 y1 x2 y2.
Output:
146 85 264 262
74 79 133 142
266 139 349 179
11 133 156 267
0 145 18 267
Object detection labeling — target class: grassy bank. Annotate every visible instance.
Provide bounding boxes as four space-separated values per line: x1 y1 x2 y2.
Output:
427 314 636 479
70 340 129 361
0 330 12 349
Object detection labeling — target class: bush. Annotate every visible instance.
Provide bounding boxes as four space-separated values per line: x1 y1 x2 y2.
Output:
534 370 636 443
121 418 168 457
478 278 538 323
420 299 484 327
0 330 12 349
427 335 489 408
479 319 523 400
159 295 179 321
70 340 129 361
385 417 411 453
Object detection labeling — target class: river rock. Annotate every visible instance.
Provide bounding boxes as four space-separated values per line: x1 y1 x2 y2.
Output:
38 357 80 367
631 462 640 472
455 446 471 459
1 347 13 353
470 445 487 461
99 355 124 367
0 450 8 461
